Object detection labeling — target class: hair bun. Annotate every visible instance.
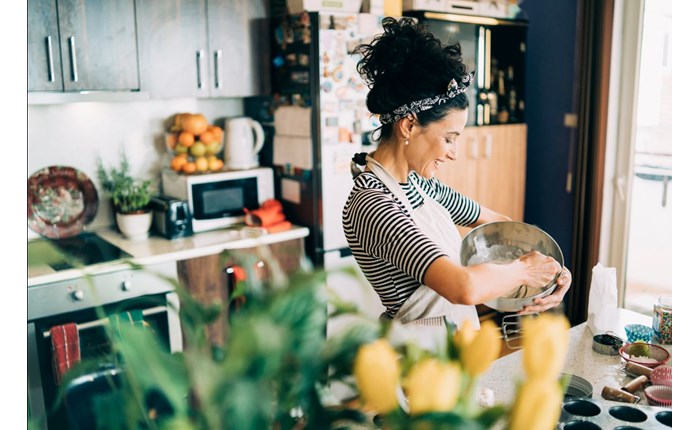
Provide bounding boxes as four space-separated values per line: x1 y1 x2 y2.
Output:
354 17 467 116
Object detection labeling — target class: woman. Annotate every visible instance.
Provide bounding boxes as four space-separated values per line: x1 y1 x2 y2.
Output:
342 17 571 330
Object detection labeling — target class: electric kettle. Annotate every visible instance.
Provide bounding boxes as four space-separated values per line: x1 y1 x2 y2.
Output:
223 117 265 170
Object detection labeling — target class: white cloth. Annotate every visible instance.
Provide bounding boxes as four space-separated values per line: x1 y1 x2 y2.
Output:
365 155 479 337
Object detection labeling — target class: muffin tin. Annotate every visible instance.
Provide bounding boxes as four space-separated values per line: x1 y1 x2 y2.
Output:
559 397 672 429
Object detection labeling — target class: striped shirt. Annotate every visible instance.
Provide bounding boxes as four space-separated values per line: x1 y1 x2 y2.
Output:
342 171 481 318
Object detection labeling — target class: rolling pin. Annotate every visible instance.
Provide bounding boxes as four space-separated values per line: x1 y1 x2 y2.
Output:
621 375 649 394
624 362 653 378
602 386 640 403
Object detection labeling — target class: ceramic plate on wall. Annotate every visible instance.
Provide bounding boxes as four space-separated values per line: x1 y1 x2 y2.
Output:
27 166 99 239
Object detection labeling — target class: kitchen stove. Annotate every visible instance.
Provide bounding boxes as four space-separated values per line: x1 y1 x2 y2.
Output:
28 231 132 273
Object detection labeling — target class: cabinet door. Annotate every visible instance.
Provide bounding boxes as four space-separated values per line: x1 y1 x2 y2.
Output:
136 0 208 99
57 0 139 91
207 0 268 97
28 0 63 92
477 124 527 220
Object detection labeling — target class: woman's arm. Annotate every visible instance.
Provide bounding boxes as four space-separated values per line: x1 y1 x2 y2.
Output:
422 251 561 306
472 205 512 226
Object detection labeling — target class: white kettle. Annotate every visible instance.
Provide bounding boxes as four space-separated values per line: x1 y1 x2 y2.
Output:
223 117 265 170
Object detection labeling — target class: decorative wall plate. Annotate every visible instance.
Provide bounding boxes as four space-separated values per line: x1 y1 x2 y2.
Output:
27 166 98 239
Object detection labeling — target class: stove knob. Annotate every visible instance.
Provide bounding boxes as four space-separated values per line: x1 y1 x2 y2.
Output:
121 280 132 291
71 289 84 301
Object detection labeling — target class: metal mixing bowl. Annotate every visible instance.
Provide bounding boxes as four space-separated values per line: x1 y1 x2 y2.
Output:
460 221 564 312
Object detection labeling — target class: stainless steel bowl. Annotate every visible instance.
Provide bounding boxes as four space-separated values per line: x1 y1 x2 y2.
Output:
460 221 564 312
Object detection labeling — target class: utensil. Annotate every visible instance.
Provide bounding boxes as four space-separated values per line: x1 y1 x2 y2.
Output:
618 342 670 369
27 166 98 239
562 374 593 399
592 332 624 355
624 323 653 343
460 221 564 312
644 385 672 407
223 116 265 170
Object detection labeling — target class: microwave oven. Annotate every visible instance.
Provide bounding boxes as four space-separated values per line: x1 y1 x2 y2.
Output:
161 167 274 233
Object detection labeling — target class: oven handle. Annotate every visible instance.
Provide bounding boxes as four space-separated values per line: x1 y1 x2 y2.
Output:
41 305 169 338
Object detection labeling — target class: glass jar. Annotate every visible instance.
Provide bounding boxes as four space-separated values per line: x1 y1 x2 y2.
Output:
652 296 672 344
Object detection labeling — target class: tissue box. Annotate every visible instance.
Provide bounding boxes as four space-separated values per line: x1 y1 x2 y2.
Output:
287 0 362 14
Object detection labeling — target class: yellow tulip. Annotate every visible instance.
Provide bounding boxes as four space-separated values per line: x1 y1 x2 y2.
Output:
521 314 570 381
460 320 501 377
405 358 461 415
353 339 400 414
453 319 478 350
509 379 563 430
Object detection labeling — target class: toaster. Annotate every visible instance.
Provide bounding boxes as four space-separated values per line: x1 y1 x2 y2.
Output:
149 194 193 239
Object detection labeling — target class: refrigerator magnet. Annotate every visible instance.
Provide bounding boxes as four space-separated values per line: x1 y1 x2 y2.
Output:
322 81 333 93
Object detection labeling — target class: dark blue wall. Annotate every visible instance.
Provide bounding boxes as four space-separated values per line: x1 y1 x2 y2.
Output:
521 0 579 265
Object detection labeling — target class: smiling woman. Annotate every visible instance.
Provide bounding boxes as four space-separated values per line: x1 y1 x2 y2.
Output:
342 17 573 335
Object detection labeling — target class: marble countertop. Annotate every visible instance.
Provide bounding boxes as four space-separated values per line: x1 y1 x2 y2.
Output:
28 225 310 287
479 308 671 406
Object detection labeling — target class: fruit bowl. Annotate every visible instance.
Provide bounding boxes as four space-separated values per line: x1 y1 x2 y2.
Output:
618 342 670 369
164 113 225 174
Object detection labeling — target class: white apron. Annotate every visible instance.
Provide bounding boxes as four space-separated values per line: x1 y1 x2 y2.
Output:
365 155 479 334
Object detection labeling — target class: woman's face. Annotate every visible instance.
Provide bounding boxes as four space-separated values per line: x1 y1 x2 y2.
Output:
407 108 468 178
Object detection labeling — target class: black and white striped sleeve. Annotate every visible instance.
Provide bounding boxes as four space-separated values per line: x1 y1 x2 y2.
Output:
415 174 481 226
343 177 447 284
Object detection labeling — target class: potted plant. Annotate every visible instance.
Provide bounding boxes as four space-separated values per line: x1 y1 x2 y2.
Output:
97 152 155 240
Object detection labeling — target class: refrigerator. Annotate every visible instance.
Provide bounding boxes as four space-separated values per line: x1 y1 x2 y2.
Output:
261 11 385 269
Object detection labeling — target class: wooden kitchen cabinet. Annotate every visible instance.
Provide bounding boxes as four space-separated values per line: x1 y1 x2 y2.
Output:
136 0 268 99
435 123 527 236
176 237 306 347
28 0 139 92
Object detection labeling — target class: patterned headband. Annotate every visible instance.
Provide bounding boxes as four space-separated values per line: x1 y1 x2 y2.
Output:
378 71 475 125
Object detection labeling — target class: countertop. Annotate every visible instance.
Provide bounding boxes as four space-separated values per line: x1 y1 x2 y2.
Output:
28 225 310 287
479 308 672 406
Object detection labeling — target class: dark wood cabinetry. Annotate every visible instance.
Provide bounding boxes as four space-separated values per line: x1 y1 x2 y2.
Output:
176 237 306 347
28 0 139 92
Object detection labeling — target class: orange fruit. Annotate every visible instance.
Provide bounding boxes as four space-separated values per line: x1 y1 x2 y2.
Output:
208 125 224 141
195 157 209 172
178 131 195 148
199 130 215 145
182 162 197 174
206 156 223 171
165 133 178 150
182 113 208 135
170 155 187 172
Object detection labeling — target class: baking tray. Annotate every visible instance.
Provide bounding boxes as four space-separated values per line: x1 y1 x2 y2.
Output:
559 397 671 429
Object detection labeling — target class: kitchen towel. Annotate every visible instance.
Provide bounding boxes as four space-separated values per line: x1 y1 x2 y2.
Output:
50 323 81 385
244 199 292 234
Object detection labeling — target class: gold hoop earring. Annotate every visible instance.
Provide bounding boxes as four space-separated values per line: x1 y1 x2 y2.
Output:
404 138 409 146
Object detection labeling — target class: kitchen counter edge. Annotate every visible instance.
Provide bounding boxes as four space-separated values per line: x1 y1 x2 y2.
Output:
28 225 310 287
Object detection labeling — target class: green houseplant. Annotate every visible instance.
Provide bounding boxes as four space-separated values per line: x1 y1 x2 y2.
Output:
30 245 571 430
97 152 155 239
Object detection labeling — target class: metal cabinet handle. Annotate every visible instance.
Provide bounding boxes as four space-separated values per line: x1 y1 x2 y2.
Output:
196 50 205 89
68 36 78 82
46 36 55 82
485 134 493 159
214 49 222 89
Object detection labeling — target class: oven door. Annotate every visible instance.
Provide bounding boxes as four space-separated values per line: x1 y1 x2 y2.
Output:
27 264 182 430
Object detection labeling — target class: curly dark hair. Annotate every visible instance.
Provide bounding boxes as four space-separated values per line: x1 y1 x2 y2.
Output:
354 17 471 141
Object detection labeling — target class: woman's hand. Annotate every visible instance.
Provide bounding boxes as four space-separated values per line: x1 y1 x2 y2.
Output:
519 266 572 314
518 251 561 288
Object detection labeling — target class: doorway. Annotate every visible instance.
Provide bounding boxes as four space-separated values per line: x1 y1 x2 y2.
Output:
601 0 672 316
